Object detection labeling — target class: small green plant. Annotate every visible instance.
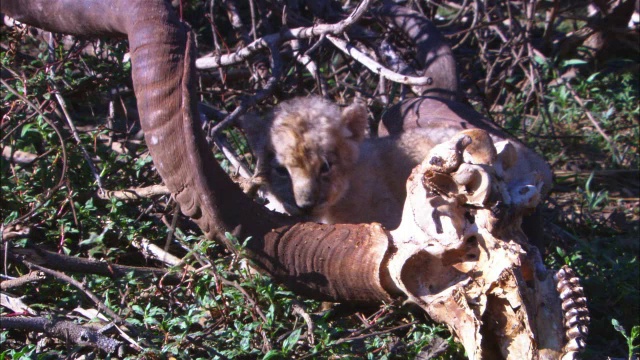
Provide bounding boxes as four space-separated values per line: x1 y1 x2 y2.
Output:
612 318 640 360
581 172 609 213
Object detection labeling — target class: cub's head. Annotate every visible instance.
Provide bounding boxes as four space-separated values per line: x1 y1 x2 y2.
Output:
242 96 367 218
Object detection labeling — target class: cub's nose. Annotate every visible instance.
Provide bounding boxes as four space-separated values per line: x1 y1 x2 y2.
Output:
296 200 317 213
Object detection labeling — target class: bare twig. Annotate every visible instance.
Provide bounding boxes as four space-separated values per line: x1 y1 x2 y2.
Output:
97 184 170 200
292 38 329 97
0 316 124 355
130 238 194 270
6 246 180 284
326 35 434 86
561 80 623 163
292 300 315 345
208 41 283 136
339 321 416 343
1 271 46 290
299 318 417 360
212 134 253 178
164 200 179 253
451 0 481 49
196 0 371 69
222 0 251 45
218 277 269 324
24 260 128 328
48 35 104 191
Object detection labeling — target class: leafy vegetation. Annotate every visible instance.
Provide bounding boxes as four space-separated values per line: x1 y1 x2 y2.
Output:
1 1 638 359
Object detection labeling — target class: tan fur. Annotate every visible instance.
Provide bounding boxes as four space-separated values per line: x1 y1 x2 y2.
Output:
242 96 439 229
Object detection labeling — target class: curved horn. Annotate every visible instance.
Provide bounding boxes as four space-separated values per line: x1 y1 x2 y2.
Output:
2 0 271 241
373 4 459 99
0 0 396 304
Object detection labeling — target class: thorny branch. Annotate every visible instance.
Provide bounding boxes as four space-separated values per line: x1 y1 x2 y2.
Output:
0 77 69 228
6 246 180 284
560 79 623 163
23 261 128 326
1 316 124 354
47 34 104 191
97 184 170 201
207 41 282 136
195 0 371 69
326 35 433 86
0 270 46 290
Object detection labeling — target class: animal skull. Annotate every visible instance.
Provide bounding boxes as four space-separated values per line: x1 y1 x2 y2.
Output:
380 131 588 359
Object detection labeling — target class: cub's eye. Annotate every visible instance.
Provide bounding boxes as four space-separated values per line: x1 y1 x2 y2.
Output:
274 165 289 177
320 158 332 175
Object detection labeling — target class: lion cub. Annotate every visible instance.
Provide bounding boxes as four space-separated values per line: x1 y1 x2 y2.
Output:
242 96 436 229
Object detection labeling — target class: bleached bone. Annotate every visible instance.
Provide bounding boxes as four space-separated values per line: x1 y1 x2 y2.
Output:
382 130 583 359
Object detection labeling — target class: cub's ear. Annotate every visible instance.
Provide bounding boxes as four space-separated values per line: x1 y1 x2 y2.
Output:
341 99 368 142
240 113 273 180
240 113 272 156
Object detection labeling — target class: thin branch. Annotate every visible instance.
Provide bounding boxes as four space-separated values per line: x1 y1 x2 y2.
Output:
292 38 329 97
97 184 170 201
325 35 434 86
0 316 124 355
562 80 623 163
208 41 283 135
292 300 315 345
6 246 180 284
218 276 269 324
248 0 258 41
48 35 104 191
1 271 46 290
196 0 371 69
131 238 194 270
164 200 179 253
212 133 253 178
24 261 126 324
222 0 251 45
299 318 418 360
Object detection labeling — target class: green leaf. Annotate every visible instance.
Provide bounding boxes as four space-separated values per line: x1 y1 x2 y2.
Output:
20 123 34 137
585 172 595 193
131 304 144 315
282 328 302 353
586 72 600 83
262 350 283 360
242 236 253 248
79 231 105 246
533 55 547 65
631 325 640 343
562 59 588 67
612 318 626 335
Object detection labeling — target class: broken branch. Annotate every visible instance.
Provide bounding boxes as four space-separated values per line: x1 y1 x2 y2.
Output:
326 35 434 86
195 0 371 69
0 316 124 355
